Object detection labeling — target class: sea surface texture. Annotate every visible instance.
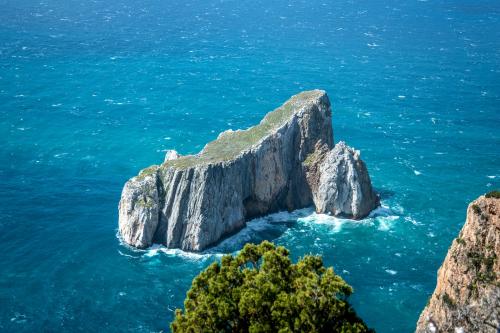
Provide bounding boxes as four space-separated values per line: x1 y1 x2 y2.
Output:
1 0 499 332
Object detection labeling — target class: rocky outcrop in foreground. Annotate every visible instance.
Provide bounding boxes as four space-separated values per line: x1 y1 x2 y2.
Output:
416 192 500 333
119 90 379 251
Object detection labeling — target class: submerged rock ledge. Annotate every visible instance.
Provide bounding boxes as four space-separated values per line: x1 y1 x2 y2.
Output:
118 90 379 251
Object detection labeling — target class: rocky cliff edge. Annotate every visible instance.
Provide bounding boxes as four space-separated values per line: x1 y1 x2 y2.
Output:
416 192 500 333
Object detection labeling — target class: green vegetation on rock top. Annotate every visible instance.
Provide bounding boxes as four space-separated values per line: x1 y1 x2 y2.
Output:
136 165 159 180
163 90 325 169
485 190 500 199
171 241 372 333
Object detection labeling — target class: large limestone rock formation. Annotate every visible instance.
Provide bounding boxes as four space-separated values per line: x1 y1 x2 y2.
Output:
118 90 379 251
304 141 379 219
416 193 500 333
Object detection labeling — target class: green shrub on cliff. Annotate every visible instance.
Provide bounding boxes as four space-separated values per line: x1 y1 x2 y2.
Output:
485 190 500 199
171 241 372 333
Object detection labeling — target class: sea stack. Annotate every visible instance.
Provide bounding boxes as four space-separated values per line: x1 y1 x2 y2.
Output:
118 90 379 251
415 192 500 333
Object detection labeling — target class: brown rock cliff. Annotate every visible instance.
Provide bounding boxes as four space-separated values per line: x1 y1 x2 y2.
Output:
416 192 500 333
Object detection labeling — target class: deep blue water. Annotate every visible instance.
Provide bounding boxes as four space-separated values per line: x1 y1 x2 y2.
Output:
1 0 499 332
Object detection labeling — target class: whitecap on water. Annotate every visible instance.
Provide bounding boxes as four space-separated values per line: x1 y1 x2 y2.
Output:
369 204 394 217
146 244 218 261
377 215 399 231
298 213 352 233
117 249 139 259
210 208 313 253
10 313 27 324
116 209 314 259
404 216 421 226
117 202 403 259
297 202 401 233
370 203 402 231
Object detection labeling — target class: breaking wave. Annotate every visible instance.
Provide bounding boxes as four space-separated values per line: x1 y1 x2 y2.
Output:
118 201 405 259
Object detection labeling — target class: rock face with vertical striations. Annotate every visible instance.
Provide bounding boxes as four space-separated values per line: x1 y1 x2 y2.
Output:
304 141 379 219
118 90 379 251
415 192 500 333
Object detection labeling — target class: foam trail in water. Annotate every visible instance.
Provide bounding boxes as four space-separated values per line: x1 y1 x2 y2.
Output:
371 203 402 231
148 244 221 261
298 202 401 233
117 202 402 259
209 208 314 253
116 231 219 260
298 213 352 233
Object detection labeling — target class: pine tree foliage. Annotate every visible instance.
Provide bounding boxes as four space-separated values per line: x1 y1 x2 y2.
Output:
171 241 373 333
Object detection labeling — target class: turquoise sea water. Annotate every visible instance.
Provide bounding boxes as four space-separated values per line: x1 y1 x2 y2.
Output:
1 0 499 332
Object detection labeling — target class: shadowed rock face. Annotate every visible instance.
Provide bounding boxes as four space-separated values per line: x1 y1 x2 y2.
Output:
415 194 500 333
118 90 379 251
